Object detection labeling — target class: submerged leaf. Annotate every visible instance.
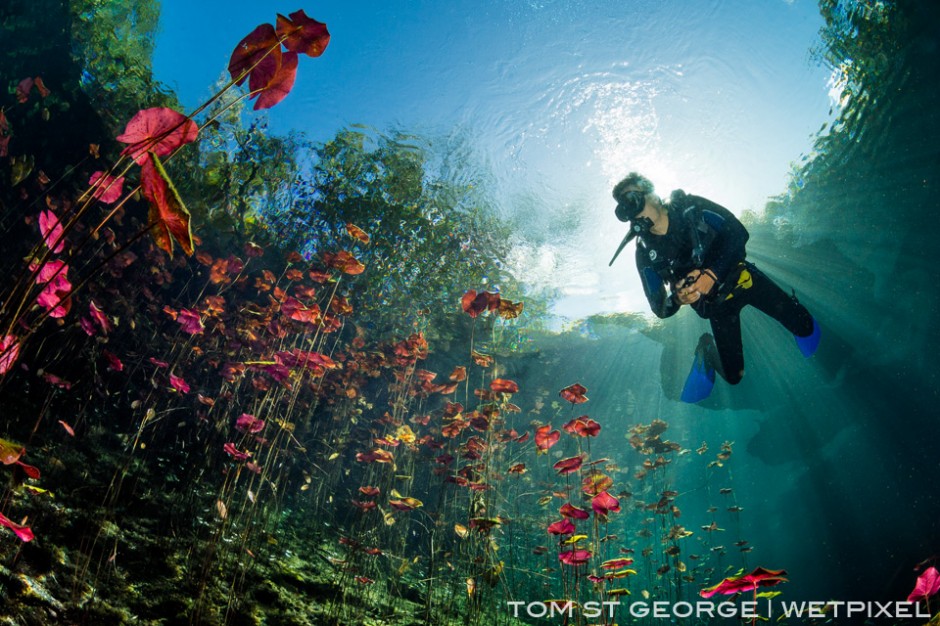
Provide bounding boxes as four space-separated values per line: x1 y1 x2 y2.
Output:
229 23 279 86
88 171 125 204
547 518 576 535
497 298 524 319
140 154 194 257
252 51 298 110
276 10 330 57
38 210 64 253
10 154 34 186
116 108 198 165
176 308 204 335
169 373 190 394
345 223 370 244
490 378 519 394
558 549 591 566
559 502 590 520
0 439 25 465
909 567 940 603
0 335 21 376
323 250 365 275
534 425 560 453
0 510 33 542
16 77 34 103
388 496 423 511
553 455 584 475
699 567 788 599
559 383 588 404
591 491 621 516
235 413 266 434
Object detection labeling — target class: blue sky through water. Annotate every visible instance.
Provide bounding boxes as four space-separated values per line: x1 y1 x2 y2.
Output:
153 0 834 320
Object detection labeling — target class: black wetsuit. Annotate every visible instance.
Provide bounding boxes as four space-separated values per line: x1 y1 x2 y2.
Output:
635 191 814 384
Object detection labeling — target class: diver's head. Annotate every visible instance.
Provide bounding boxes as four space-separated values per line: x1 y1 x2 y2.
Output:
612 172 666 234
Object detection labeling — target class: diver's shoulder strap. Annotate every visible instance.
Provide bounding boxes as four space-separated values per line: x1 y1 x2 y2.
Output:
671 191 707 266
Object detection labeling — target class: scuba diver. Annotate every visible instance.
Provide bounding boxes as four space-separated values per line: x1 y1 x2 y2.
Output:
609 172 820 402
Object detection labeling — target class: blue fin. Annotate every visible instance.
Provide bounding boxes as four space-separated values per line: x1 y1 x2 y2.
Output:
795 318 821 358
681 350 715 403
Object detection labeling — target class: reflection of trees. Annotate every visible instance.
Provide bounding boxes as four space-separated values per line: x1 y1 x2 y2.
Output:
263 128 528 341
71 0 176 132
749 1 940 600
769 0 940 347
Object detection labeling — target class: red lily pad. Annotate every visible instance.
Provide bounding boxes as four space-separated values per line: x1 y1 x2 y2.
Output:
169 373 190 394
0 335 21 376
909 567 940 603
388 497 423 511
177 308 204 335
559 502 590 520
223 442 251 461
558 549 591 566
591 491 621 515
251 50 298 111
16 78 34 103
699 567 788 599
0 510 33 542
323 250 365 275
581 472 613 496
35 262 72 318
88 301 112 334
553 455 584 475
102 350 123 372
276 10 330 57
235 413 266 434
346 223 370 244
559 383 588 404
116 107 198 165
534 425 560 453
563 416 601 437
38 210 64 253
34 77 50 98
89 171 125 204
0 439 25 465
490 378 519 394
229 23 279 86
460 289 501 318
547 518 576 535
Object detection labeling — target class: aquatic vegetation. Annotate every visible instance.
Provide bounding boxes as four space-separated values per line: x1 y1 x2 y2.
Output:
559 382 589 404
228 10 329 110
909 566 940 604
0 511 33 543
0 9 334 383
699 566 788 598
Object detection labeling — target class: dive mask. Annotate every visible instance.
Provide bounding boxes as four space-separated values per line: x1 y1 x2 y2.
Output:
615 190 646 222
615 190 653 234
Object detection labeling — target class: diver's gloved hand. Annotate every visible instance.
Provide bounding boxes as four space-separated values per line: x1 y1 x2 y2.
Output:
674 269 717 305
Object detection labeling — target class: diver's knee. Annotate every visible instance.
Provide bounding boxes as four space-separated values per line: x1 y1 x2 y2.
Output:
725 370 744 385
